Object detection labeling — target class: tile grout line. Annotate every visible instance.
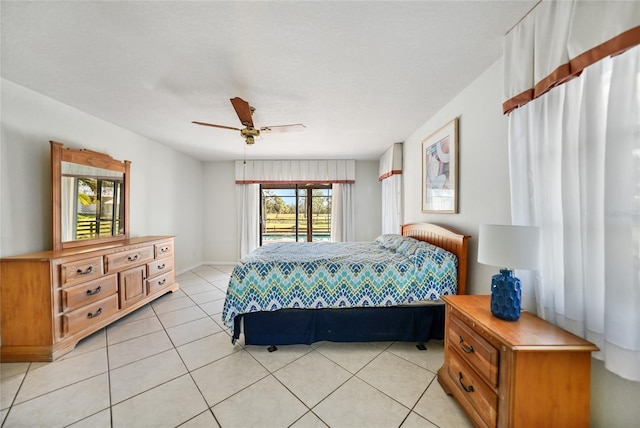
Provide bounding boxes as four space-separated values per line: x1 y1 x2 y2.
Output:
1 265 464 428
105 326 114 428
0 361 32 427
174 268 230 427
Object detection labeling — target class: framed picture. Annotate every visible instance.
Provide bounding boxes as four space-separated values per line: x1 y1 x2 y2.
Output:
422 117 458 213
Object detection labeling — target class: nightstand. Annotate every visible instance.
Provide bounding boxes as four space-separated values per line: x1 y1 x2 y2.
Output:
438 295 598 428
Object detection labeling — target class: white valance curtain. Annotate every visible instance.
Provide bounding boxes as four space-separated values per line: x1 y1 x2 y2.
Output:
506 2 640 381
235 160 355 184
379 143 403 235
503 0 640 113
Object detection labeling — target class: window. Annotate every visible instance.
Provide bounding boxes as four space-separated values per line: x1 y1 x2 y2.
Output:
260 184 332 244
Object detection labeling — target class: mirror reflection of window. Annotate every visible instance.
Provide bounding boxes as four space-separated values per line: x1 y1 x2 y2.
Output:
61 161 124 242
77 178 97 240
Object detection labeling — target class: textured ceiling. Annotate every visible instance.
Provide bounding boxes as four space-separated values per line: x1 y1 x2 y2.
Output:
1 1 536 161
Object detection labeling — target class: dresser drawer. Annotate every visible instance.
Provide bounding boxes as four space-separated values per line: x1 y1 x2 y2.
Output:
62 294 119 336
105 246 154 272
447 346 498 427
449 314 499 387
147 256 174 278
155 241 174 259
147 271 175 295
60 256 104 286
61 274 118 312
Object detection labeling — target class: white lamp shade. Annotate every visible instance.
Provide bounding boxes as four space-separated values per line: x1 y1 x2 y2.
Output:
477 224 540 270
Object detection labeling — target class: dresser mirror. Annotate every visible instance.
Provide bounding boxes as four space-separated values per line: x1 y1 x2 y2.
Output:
51 141 130 250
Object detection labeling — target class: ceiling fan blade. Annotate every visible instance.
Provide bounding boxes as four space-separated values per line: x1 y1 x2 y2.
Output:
230 97 255 127
260 124 306 133
192 121 241 131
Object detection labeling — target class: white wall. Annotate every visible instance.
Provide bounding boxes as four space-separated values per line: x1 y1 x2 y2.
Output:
0 79 204 271
402 58 640 427
403 60 513 299
202 161 237 263
201 160 381 264
353 161 381 242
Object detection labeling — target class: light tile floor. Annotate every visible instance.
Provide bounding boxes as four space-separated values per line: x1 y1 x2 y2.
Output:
1 264 473 428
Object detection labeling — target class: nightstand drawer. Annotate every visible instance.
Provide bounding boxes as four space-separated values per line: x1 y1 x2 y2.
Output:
449 314 499 387
447 346 498 427
439 295 598 428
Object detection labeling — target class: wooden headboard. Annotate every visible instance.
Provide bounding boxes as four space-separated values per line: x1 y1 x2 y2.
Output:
401 223 470 295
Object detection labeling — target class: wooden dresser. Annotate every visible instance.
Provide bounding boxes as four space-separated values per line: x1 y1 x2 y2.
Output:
0 236 179 362
438 295 598 428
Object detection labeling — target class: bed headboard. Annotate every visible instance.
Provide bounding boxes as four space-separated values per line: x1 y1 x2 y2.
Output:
401 223 470 295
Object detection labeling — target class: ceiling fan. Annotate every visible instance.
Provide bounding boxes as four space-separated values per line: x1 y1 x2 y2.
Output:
192 97 306 144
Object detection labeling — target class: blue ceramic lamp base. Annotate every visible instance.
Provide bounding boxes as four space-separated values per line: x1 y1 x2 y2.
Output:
491 269 522 321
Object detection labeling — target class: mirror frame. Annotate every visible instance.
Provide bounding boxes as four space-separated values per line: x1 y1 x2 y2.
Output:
51 141 130 250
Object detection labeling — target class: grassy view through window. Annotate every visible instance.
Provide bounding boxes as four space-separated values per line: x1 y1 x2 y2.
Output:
261 185 331 243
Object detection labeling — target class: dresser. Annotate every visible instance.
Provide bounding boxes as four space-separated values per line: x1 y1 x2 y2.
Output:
0 236 179 362
438 295 598 428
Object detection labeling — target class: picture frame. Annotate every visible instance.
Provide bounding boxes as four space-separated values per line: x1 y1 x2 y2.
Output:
422 117 458 213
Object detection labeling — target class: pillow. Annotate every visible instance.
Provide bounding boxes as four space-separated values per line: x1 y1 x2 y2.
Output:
411 245 458 271
395 237 425 256
374 234 406 251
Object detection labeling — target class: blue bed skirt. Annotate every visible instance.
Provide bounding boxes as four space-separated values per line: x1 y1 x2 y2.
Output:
232 304 445 346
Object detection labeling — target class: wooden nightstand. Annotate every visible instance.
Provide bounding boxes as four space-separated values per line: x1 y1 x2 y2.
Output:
438 295 598 428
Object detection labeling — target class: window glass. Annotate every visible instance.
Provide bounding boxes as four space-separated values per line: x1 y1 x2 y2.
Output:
261 184 332 244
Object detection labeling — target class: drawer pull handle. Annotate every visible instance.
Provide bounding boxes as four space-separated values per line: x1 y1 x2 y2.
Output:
86 286 102 296
88 307 103 319
458 372 474 393
160 247 169 253
76 266 93 275
157 263 166 270
127 254 139 262
459 335 474 353
158 279 166 286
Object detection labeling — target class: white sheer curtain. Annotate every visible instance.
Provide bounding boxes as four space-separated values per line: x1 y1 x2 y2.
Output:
61 177 76 241
236 183 260 259
508 45 640 381
379 143 403 234
330 183 354 242
381 175 402 234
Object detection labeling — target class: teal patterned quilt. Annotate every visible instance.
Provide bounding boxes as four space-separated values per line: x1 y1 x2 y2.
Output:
222 235 458 332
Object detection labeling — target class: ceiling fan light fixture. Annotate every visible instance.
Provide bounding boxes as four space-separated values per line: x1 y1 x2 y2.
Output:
240 127 260 138
192 97 305 145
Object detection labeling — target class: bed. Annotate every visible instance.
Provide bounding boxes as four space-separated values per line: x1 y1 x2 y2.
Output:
222 223 469 346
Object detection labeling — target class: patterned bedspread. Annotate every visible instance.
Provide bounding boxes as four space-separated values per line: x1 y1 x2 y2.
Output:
221 235 458 332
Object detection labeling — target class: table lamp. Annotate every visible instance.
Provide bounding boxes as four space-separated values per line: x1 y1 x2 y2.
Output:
477 224 540 321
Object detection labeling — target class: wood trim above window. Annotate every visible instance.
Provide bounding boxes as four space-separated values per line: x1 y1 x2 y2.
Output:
502 0 640 114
